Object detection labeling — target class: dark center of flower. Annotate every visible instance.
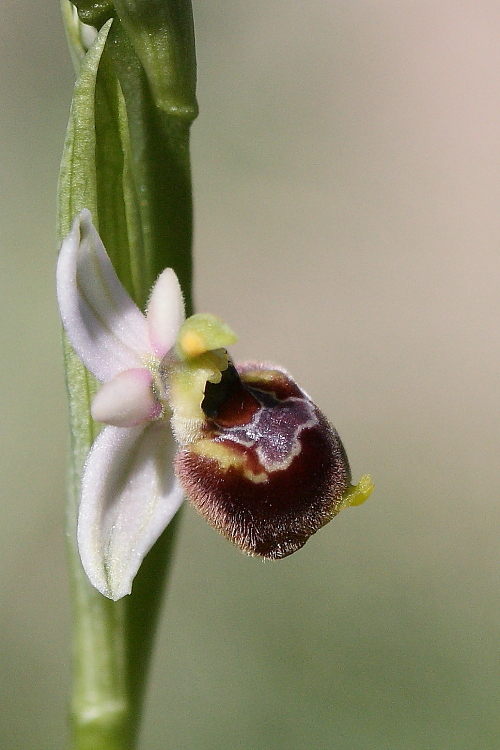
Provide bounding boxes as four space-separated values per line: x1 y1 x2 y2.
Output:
201 362 261 427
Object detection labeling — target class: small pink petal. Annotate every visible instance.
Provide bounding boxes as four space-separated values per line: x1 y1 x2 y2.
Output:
57 211 149 382
78 422 185 600
91 368 161 427
146 268 185 359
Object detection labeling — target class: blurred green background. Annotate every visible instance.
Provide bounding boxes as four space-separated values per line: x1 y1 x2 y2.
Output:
1 1 500 748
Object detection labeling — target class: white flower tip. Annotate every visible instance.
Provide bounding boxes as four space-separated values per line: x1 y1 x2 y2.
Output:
147 268 185 358
70 208 93 233
57 208 95 274
76 207 92 227
76 209 94 245
91 368 161 427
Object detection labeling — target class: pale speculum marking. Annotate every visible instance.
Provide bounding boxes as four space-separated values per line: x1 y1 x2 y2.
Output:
214 388 318 473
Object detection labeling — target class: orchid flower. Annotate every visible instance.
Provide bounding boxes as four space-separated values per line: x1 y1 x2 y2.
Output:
57 211 372 601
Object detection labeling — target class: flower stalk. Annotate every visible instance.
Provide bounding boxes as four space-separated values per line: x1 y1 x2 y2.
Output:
58 2 197 748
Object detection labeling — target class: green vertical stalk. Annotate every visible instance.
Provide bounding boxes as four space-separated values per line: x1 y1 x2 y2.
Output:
58 2 197 748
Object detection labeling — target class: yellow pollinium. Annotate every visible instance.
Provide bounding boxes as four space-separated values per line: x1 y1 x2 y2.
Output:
175 313 238 361
339 474 374 510
180 330 208 358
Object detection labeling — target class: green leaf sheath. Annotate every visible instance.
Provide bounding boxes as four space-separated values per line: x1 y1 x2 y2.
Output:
58 3 197 748
112 0 197 118
106 20 195 312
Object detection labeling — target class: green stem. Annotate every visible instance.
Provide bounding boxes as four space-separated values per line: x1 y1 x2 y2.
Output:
59 3 197 748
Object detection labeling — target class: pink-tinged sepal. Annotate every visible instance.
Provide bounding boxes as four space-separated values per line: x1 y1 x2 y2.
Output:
78 422 185 601
175 363 352 558
57 210 149 382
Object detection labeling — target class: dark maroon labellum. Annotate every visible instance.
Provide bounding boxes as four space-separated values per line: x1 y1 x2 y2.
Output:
176 362 352 559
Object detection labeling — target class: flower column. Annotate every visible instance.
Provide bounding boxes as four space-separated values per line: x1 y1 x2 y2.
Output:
58 2 197 748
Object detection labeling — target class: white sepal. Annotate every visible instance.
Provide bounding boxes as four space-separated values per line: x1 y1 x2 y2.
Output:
57 210 149 382
91 368 161 427
147 268 185 359
78 422 185 600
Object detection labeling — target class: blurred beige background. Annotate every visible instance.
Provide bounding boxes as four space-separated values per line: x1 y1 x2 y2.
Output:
1 1 500 748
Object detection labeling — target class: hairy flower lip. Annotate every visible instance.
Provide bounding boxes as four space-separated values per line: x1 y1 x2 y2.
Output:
175 363 352 559
176 406 351 559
